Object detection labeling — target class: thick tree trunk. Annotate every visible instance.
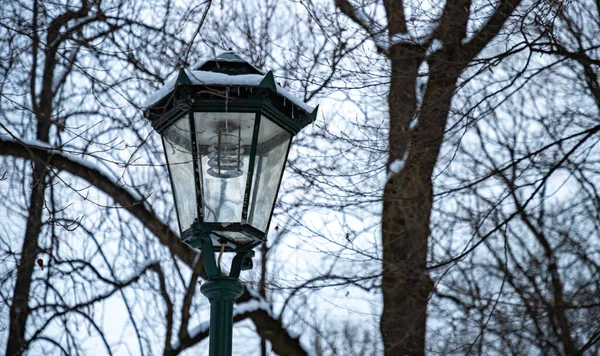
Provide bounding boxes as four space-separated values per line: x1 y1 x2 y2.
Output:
381 49 459 354
376 0 520 351
381 174 434 356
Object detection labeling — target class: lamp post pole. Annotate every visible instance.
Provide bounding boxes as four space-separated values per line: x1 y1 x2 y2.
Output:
201 278 243 356
187 221 254 356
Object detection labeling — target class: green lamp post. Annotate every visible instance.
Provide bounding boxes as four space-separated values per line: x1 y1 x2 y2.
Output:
144 51 317 356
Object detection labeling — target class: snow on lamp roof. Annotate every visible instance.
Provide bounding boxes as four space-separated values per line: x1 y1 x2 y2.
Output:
143 51 315 114
192 51 264 74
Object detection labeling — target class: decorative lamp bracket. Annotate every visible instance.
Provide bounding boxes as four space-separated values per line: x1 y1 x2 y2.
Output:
187 219 255 279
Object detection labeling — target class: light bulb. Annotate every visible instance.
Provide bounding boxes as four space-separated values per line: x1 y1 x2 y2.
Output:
207 122 243 178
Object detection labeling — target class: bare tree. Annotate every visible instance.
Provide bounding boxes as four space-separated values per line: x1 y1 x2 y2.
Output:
279 0 600 354
0 0 309 354
310 0 526 354
429 1 600 354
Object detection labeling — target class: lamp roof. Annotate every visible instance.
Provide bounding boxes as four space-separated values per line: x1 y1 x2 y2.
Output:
143 51 317 117
193 51 263 74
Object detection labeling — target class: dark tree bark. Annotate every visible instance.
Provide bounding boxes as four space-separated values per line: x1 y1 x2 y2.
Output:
0 1 335 353
6 163 47 355
335 0 522 354
6 0 59 351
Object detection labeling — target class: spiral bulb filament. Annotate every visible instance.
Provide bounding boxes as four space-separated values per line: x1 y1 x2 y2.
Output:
207 122 243 178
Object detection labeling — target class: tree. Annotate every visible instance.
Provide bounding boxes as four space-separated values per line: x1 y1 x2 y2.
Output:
428 1 600 353
293 0 600 354
0 0 309 354
0 0 204 353
324 0 523 354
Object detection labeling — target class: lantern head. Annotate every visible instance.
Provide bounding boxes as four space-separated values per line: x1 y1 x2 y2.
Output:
144 52 318 252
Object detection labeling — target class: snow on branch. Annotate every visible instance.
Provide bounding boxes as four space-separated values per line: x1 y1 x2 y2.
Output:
12 137 144 201
0 137 311 355
0 137 197 266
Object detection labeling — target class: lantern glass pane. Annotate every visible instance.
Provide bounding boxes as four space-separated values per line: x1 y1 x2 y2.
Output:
162 117 197 232
248 117 291 232
194 112 255 223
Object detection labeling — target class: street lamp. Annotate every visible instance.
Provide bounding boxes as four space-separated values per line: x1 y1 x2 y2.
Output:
144 51 317 356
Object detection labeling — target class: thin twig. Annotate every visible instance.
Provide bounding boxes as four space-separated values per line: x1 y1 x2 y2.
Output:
183 1 212 67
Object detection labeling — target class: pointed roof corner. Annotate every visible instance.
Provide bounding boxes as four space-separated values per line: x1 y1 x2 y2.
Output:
177 68 192 85
258 71 277 91
310 104 319 121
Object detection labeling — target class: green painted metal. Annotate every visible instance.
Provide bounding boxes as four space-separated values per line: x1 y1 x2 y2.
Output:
182 221 264 253
147 52 316 134
201 278 244 356
258 70 277 91
154 100 304 135
195 222 220 278
196 51 263 75
310 104 319 121
229 249 254 279
241 113 262 222
191 221 254 355
178 69 193 85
